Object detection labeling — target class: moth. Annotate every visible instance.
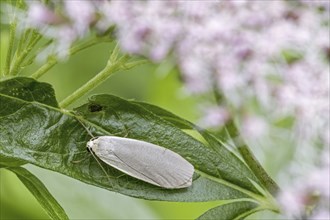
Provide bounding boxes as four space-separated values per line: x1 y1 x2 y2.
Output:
87 136 194 189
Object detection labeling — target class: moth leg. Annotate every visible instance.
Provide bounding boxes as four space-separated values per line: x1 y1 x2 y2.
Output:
71 151 89 163
97 172 125 189
116 173 126 178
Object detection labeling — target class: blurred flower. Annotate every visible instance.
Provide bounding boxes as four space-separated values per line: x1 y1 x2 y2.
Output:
199 106 230 128
27 2 61 27
2 0 101 60
241 116 269 139
64 0 95 36
311 210 330 220
99 1 182 61
278 151 330 218
102 0 328 136
103 0 329 173
277 185 309 218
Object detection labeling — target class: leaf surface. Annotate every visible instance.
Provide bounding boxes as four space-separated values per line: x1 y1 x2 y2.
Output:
0 77 262 202
132 101 261 194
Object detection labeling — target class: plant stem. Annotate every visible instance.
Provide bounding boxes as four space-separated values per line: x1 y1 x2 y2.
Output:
30 58 57 79
3 16 17 77
59 54 129 108
31 37 112 79
238 143 280 194
211 82 280 195
10 34 42 76
228 122 280 194
16 29 32 57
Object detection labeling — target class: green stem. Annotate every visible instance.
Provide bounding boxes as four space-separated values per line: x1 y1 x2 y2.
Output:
12 30 40 68
123 59 148 70
228 122 280 194
208 103 281 213
211 82 280 195
238 143 280 194
10 34 42 76
31 37 112 79
3 17 17 77
22 40 52 68
16 29 32 56
30 57 57 79
59 54 129 108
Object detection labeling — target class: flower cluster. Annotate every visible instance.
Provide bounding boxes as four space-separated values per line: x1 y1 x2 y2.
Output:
100 1 329 152
278 152 329 219
3 0 99 60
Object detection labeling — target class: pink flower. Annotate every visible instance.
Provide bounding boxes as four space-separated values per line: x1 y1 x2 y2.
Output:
27 2 60 27
278 150 330 218
311 210 330 220
64 0 95 36
241 116 269 139
278 187 308 218
199 106 230 128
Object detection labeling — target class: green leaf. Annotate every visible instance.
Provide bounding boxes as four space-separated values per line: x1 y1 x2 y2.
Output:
0 77 262 202
131 100 195 129
197 201 259 220
133 101 262 194
0 154 26 167
7 166 69 220
74 94 256 201
281 49 304 65
0 77 58 108
0 77 57 166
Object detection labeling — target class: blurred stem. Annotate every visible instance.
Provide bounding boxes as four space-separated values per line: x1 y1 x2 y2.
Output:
31 37 112 79
60 45 130 108
10 34 42 76
22 40 53 68
3 15 17 77
228 122 280 194
30 56 57 79
16 29 33 57
238 142 280 194
211 84 280 194
123 59 148 69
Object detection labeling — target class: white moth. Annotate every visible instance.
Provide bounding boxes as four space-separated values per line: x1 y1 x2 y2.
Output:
87 136 194 189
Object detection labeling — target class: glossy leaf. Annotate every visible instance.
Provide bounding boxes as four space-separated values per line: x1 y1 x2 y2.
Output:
132 101 262 194
131 100 194 129
0 154 26 167
0 77 262 202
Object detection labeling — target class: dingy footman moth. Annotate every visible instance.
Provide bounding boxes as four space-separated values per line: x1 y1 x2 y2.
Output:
87 136 194 189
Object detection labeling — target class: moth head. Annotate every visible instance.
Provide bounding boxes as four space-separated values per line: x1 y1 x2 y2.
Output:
86 137 99 153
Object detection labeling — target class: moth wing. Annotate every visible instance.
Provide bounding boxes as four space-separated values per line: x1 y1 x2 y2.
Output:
96 136 194 189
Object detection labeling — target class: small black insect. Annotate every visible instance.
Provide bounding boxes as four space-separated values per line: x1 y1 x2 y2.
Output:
88 103 103 112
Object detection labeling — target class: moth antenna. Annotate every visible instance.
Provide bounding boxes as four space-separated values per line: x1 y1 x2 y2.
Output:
75 116 95 138
89 149 114 188
74 115 114 187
